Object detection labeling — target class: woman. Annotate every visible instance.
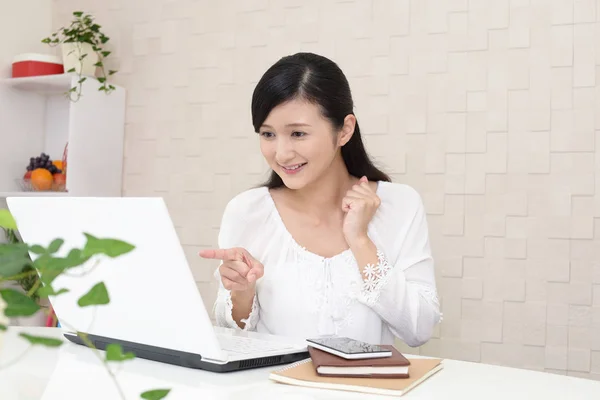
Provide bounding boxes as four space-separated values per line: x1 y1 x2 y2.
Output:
200 52 441 347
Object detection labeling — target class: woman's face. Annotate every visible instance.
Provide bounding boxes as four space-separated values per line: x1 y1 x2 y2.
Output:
258 99 354 190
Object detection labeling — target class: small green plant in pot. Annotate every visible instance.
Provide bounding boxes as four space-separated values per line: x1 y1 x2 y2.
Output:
42 11 118 101
0 209 170 400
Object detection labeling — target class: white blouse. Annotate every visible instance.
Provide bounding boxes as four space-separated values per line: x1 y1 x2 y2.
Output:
212 181 442 347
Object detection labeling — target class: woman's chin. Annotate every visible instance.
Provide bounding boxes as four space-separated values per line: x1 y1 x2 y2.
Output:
280 177 307 190
277 171 309 190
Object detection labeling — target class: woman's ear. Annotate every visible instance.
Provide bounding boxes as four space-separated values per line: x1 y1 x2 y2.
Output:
338 114 356 147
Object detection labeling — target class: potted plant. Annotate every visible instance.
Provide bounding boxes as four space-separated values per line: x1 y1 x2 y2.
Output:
41 11 118 101
0 209 170 400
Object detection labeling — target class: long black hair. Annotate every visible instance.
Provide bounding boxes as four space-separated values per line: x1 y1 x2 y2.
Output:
251 52 391 189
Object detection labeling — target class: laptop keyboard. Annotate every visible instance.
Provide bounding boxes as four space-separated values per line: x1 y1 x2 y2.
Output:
217 334 296 355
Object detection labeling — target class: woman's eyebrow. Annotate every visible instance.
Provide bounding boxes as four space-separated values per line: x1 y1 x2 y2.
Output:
261 123 312 129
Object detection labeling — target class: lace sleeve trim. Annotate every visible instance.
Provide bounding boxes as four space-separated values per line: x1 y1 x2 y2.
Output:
359 249 393 305
219 289 259 331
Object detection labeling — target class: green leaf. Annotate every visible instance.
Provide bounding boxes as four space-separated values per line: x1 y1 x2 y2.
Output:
106 343 135 362
67 67 76 73
73 11 83 17
101 51 111 57
77 282 109 307
93 61 104 67
82 234 135 258
0 289 40 317
48 239 64 254
35 249 91 285
109 70 117 75
28 245 45 254
37 284 69 297
97 77 106 83
0 324 6 331
0 243 31 277
78 77 87 84
19 333 63 347
47 249 90 269
0 209 17 230
140 389 171 400
41 38 51 44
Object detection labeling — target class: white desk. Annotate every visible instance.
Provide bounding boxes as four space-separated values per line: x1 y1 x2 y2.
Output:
1 327 599 400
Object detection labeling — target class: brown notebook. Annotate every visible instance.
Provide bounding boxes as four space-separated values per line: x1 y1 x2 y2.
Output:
270 357 443 397
308 345 411 378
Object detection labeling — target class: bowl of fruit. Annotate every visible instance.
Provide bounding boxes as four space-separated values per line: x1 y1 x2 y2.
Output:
19 152 67 192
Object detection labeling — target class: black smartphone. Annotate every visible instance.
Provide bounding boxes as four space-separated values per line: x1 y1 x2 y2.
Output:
306 336 392 360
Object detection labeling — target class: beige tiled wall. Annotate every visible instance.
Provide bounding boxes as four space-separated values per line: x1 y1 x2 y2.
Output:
0 0 52 78
53 0 600 379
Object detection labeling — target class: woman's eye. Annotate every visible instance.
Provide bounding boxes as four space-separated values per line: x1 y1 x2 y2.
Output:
260 131 274 138
292 131 306 137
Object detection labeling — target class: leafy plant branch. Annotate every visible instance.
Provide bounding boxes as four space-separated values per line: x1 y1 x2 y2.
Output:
0 209 170 400
0 269 37 284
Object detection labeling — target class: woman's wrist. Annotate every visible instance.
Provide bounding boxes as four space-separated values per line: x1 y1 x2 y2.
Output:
231 287 256 303
346 233 371 250
348 234 379 276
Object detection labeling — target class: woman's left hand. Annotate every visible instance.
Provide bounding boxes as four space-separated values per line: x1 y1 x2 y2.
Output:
342 176 381 247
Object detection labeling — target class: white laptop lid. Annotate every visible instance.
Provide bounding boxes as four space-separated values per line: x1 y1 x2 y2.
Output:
6 196 226 362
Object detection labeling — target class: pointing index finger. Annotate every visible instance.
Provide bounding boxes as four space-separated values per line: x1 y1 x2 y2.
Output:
199 248 238 261
199 247 256 265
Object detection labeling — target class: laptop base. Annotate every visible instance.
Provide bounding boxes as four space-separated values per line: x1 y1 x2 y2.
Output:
63 332 309 373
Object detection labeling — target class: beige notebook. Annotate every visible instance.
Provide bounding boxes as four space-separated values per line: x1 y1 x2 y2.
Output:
269 357 443 397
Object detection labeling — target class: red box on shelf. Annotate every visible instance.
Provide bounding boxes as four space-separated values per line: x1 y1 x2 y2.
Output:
12 53 64 78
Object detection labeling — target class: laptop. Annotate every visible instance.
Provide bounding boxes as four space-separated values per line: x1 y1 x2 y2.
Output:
6 196 309 373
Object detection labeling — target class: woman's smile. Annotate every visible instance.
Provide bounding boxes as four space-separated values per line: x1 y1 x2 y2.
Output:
280 162 307 174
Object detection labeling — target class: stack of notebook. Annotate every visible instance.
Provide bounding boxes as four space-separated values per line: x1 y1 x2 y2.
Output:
269 344 443 397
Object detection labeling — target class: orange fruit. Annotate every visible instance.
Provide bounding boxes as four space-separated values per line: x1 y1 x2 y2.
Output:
31 168 53 191
52 160 63 170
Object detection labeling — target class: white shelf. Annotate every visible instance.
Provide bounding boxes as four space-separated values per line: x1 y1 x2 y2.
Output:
0 73 73 95
0 72 126 197
0 191 69 198
0 73 100 95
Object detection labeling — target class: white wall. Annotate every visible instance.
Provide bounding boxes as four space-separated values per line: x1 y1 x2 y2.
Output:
50 0 600 380
0 0 54 78
0 0 53 205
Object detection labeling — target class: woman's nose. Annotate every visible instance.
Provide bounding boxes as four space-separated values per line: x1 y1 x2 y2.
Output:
275 137 295 162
